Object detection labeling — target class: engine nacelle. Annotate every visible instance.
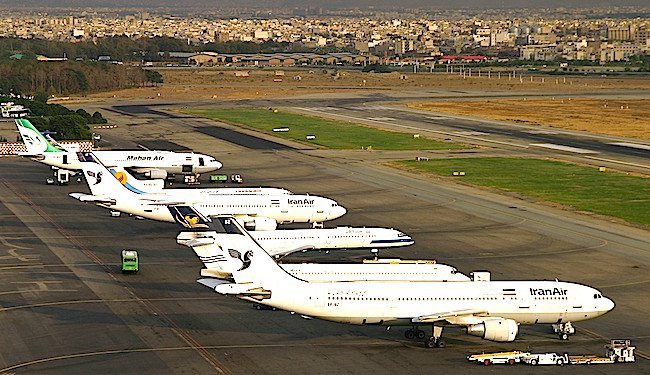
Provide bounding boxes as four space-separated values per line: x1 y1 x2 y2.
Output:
467 318 518 342
237 216 277 231
142 169 168 180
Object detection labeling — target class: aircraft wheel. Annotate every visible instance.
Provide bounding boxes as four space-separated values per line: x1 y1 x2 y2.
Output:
559 333 569 340
416 330 426 339
436 339 446 348
404 329 415 340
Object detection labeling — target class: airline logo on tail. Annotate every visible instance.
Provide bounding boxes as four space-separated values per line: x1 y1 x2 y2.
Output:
86 170 103 185
114 171 127 184
15 119 64 154
169 206 211 230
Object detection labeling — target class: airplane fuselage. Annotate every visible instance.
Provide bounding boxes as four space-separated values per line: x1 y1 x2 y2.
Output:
246 280 613 326
105 194 346 224
39 150 221 175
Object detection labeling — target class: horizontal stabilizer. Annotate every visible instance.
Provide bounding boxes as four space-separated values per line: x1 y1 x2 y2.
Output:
69 192 116 204
214 283 271 298
411 309 485 324
197 278 233 290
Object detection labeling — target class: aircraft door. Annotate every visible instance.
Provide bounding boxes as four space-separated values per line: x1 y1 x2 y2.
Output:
199 157 205 167
62 154 68 165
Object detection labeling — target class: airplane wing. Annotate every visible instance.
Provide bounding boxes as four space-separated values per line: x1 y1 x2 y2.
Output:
69 192 115 204
17 152 46 160
411 309 487 324
145 199 191 206
271 245 316 258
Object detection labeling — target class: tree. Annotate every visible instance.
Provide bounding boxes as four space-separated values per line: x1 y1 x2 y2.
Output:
34 90 49 103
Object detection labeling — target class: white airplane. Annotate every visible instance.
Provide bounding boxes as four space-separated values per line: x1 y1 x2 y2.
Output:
71 153 346 229
170 206 466 282
16 119 222 177
182 209 615 348
177 223 415 258
108 166 293 196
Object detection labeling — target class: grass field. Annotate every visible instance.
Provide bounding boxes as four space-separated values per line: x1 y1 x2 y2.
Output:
409 98 650 140
395 157 650 226
185 108 463 150
81 68 650 102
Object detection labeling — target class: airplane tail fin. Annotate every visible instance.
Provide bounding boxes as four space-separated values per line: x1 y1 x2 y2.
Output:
15 119 64 154
107 166 165 194
169 206 300 286
77 152 138 199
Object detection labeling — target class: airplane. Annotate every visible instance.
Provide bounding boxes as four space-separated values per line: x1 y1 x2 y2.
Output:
171 206 466 283
108 165 293 196
70 152 346 230
15 119 222 178
177 221 415 258
178 208 615 348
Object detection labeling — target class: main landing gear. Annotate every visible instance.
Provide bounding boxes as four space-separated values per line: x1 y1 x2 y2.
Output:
405 326 446 348
404 326 426 340
424 325 446 348
552 322 575 340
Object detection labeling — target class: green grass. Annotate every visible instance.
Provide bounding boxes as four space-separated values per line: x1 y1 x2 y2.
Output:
396 157 650 226
184 108 463 150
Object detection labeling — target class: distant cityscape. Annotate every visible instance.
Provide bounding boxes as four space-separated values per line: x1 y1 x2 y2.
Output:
0 7 648 63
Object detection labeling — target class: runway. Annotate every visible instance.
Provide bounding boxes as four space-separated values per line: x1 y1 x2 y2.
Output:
0 100 648 373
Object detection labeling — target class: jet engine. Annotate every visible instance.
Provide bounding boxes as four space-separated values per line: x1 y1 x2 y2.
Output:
466 318 518 342
237 216 277 231
142 169 168 180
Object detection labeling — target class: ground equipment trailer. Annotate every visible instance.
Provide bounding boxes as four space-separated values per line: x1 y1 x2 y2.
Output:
467 351 528 366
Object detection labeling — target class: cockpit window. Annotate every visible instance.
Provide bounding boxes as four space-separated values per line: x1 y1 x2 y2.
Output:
593 293 603 299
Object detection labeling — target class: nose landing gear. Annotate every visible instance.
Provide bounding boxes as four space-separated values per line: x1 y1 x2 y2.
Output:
552 322 575 340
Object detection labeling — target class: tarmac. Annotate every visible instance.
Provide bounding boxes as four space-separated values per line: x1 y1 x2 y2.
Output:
0 96 648 373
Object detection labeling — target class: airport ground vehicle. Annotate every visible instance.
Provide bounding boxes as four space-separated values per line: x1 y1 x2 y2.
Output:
121 250 139 273
467 351 527 365
468 340 635 366
184 174 200 185
231 174 243 183
523 352 566 366
53 169 70 185
210 174 228 183
564 339 636 364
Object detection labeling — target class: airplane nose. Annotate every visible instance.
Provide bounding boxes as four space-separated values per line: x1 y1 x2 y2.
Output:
214 161 223 169
603 297 615 313
335 205 347 218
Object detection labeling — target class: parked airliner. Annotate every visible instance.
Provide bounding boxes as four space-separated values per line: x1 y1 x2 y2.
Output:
16 119 222 177
109 165 293 196
176 224 414 258
178 208 615 348
71 153 346 229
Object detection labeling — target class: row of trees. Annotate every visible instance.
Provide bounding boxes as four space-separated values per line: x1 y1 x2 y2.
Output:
1 96 107 140
0 59 159 95
0 36 351 62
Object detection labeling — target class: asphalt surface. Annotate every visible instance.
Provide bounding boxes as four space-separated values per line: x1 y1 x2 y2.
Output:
0 99 648 374
286 103 650 172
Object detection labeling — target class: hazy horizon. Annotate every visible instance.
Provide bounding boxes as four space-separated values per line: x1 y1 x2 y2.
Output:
2 0 649 10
